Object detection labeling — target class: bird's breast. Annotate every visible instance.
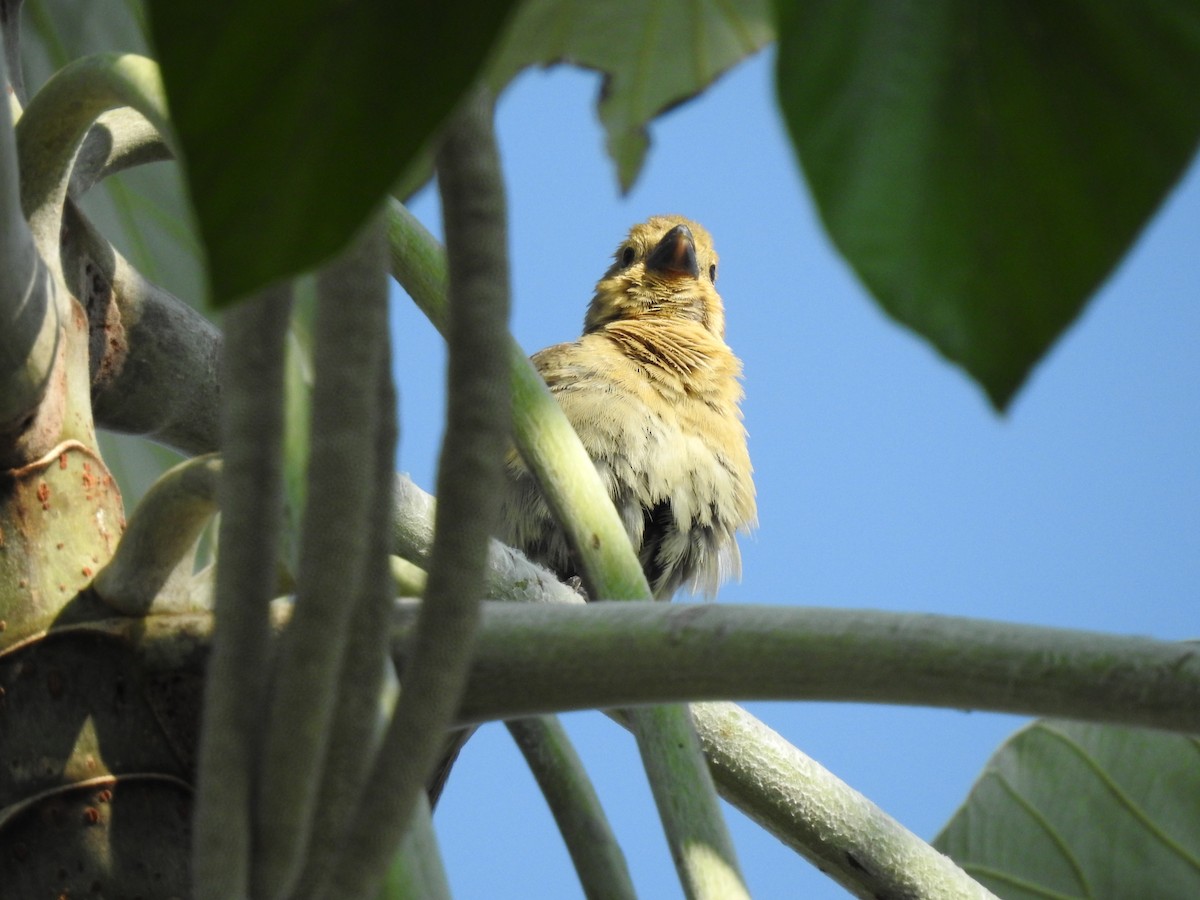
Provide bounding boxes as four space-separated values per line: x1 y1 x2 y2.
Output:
504 327 755 598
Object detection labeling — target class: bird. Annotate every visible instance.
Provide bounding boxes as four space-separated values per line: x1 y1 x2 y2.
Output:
427 215 755 803
499 214 756 600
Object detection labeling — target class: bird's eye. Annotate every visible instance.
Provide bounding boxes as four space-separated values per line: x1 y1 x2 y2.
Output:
708 264 718 283
621 246 636 267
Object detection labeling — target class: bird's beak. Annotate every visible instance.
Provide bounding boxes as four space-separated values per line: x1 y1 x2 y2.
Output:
645 224 700 279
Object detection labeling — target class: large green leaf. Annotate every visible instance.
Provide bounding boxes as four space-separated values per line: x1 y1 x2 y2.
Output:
146 0 519 306
488 0 774 191
935 720 1200 898
775 2 1200 408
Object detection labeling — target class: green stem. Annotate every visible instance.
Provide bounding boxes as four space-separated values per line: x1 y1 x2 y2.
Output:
192 282 292 900
629 704 748 898
0 36 56 440
507 716 637 900
390 601 1200 735
252 222 387 899
294 349 399 898
387 199 644 600
377 794 452 900
15 53 169 263
319 88 510 899
90 453 220 615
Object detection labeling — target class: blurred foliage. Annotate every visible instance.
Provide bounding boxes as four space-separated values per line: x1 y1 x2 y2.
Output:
775 0 1200 407
146 0 522 305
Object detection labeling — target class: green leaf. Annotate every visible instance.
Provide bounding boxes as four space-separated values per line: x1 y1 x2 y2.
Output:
488 0 773 191
774 1 1200 408
146 1 518 306
935 720 1200 898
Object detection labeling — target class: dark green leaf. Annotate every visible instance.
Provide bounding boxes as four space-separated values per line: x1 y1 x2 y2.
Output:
147 1 518 306
936 720 1200 898
775 1 1200 408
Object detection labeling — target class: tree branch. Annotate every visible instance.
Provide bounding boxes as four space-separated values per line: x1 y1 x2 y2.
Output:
389 601 1200 734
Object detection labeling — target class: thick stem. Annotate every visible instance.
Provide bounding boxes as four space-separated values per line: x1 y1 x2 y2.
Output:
293 354 399 897
317 85 511 900
390 601 1200 735
0 36 57 446
62 201 222 456
192 282 292 900
693 702 997 899
252 222 387 899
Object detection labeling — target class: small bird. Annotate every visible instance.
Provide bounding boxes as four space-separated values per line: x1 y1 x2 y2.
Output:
499 214 756 599
428 216 755 805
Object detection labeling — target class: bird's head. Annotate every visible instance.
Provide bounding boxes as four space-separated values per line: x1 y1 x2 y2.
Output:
584 215 726 337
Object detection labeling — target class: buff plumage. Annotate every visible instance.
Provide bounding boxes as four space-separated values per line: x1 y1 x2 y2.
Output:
500 215 756 599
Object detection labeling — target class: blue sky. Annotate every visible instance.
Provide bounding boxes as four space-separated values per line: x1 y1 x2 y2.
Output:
394 48 1200 899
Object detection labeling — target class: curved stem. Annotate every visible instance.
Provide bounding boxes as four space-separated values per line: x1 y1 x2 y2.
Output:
16 53 169 267
62 201 222 456
69 106 171 197
90 453 220 615
318 86 511 900
508 716 638 900
0 36 57 443
387 199 645 600
692 702 997 899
